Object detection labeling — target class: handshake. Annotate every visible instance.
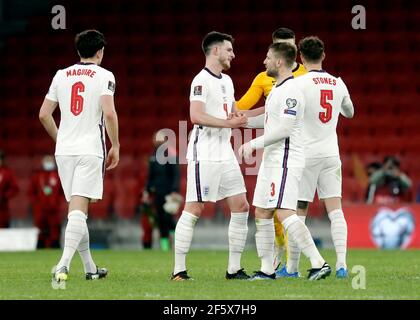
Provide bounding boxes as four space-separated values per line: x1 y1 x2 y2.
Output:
226 111 248 128
226 112 258 160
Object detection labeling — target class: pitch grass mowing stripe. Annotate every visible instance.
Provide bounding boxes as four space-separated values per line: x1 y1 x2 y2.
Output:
0 249 419 300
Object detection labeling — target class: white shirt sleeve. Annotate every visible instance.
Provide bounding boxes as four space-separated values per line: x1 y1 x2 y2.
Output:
341 96 354 118
246 114 265 128
249 117 295 149
264 117 295 147
101 71 116 96
263 86 303 147
45 71 60 102
190 75 208 103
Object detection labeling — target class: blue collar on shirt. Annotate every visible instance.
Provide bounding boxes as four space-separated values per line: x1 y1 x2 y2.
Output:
308 69 327 73
204 67 222 79
275 75 294 88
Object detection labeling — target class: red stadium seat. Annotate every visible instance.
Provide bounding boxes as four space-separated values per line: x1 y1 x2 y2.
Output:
0 0 418 224
342 177 364 203
89 175 116 220
114 176 138 219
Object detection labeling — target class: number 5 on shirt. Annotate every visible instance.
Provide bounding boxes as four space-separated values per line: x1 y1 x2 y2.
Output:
319 89 333 123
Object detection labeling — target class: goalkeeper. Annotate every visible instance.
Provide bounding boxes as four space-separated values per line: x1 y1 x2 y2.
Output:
237 27 306 270
142 130 182 251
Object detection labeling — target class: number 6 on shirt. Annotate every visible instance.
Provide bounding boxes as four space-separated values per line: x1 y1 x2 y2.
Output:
71 81 85 116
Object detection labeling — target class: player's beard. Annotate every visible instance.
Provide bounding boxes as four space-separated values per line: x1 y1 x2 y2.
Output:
220 57 231 71
266 67 278 78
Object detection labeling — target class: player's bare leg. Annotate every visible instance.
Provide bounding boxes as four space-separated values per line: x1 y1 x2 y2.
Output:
225 193 250 279
171 202 202 280
324 197 348 278
277 208 331 280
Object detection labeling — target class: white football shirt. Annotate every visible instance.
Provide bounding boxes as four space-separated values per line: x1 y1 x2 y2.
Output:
263 76 305 168
294 70 350 158
45 63 115 158
186 68 236 161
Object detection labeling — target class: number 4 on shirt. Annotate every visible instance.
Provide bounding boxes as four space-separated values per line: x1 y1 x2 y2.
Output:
223 103 228 118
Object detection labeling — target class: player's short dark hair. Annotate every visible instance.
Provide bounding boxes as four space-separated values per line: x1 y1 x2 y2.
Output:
272 27 295 41
269 42 297 69
202 31 234 56
298 36 325 63
75 29 106 58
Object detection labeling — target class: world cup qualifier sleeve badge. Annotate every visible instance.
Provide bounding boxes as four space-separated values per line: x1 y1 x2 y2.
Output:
194 85 202 96
108 81 116 92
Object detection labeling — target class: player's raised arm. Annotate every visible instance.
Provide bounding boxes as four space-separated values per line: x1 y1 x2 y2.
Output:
232 102 265 117
231 102 265 128
263 117 295 147
39 98 59 142
239 115 296 160
101 94 120 170
190 100 247 128
236 73 265 110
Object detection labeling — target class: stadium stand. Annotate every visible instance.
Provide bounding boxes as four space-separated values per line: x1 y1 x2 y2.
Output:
0 0 418 220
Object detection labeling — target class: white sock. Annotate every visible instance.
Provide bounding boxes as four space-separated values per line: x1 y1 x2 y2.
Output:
328 209 348 270
56 210 87 271
77 224 97 274
228 212 248 274
286 215 306 273
174 211 198 274
273 246 284 269
255 218 275 275
282 214 324 269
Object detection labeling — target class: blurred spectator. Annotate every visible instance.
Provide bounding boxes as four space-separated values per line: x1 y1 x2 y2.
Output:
28 155 64 248
138 191 155 249
366 156 412 205
365 161 382 201
0 149 19 228
366 162 382 177
140 130 182 251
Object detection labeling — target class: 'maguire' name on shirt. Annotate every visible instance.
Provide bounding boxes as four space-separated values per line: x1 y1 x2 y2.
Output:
66 68 96 78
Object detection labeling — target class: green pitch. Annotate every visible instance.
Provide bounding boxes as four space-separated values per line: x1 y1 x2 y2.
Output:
0 249 419 300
